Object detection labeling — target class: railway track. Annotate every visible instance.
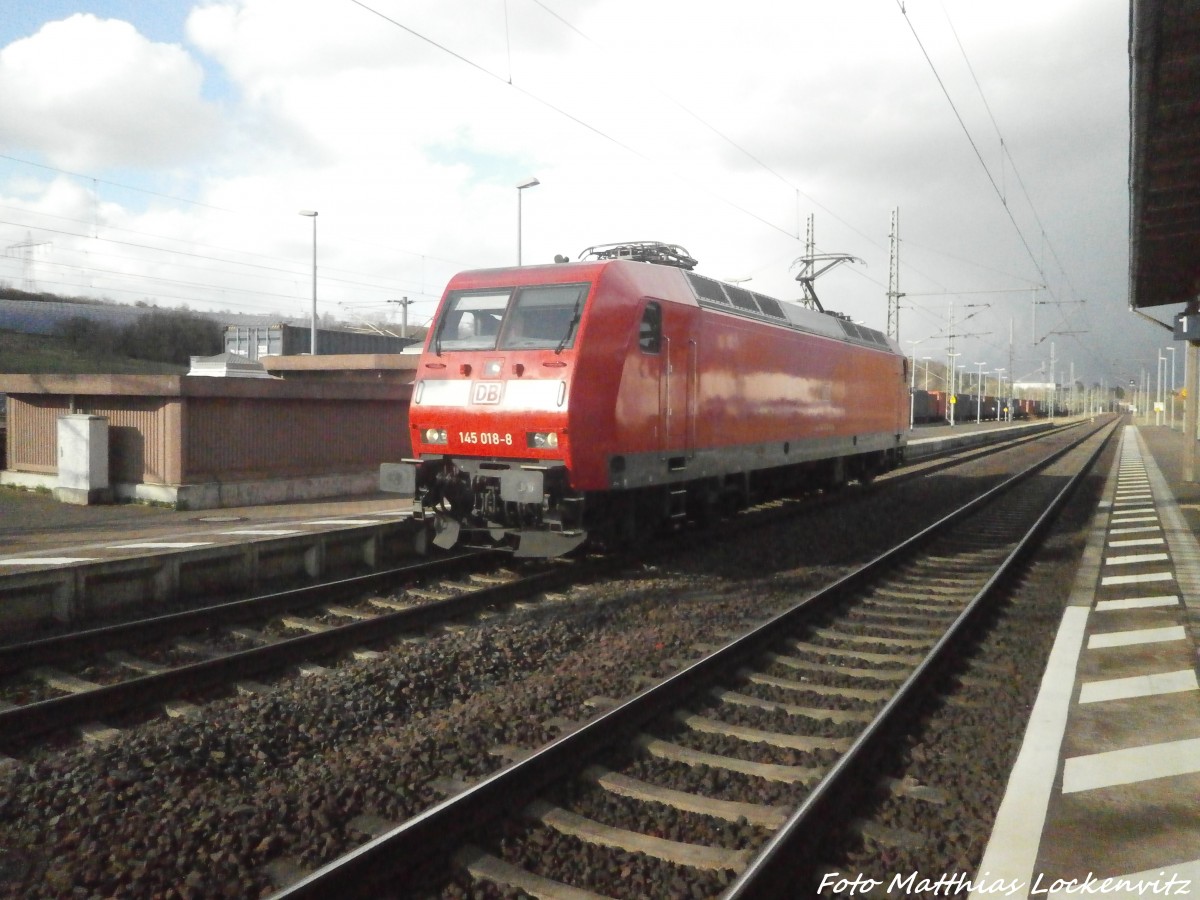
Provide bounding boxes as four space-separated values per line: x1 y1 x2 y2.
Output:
0 552 579 750
0 422 1080 755
269 417 1117 899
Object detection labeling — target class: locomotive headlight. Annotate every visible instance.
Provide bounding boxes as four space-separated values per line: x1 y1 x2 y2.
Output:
527 431 559 449
423 427 448 445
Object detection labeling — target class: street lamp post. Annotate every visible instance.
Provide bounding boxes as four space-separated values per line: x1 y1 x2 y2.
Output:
299 210 318 354
1157 351 1165 426
516 177 540 265
909 349 919 431
906 339 926 432
975 362 987 424
1168 346 1177 429
947 352 961 425
922 357 932 390
957 365 966 424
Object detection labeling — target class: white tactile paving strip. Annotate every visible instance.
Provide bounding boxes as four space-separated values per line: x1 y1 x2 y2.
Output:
973 426 1200 899
1077 669 1199 705
1061 737 1200 795
1087 625 1189 649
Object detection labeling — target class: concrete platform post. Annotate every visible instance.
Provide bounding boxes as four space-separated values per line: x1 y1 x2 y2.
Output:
1185 298 1200 483
1187 336 1199 482
363 533 380 569
304 541 324 580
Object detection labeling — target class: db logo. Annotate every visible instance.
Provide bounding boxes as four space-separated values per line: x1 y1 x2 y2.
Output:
471 382 503 404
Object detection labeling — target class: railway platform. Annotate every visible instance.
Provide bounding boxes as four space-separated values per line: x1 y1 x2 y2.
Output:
905 416 1061 460
972 423 1200 899
0 489 416 636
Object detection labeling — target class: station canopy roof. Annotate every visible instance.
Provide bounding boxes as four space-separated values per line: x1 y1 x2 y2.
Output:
1129 0 1200 309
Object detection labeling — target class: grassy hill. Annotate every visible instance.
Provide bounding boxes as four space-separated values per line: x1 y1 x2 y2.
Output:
0 329 186 375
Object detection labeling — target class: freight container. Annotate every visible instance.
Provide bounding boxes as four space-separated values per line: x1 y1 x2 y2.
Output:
911 389 947 424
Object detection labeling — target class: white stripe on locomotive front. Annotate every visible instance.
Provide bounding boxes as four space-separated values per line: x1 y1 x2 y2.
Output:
415 378 565 410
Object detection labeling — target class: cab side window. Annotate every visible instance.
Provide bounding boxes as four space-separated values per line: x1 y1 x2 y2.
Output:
639 301 662 353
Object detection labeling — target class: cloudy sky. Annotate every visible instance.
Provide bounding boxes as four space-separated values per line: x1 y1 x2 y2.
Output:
0 0 1170 391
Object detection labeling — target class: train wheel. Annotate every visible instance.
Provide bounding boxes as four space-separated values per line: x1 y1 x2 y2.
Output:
641 488 669 538
823 457 847 492
596 494 640 552
688 481 721 528
854 455 873 486
617 505 639 548
720 474 749 515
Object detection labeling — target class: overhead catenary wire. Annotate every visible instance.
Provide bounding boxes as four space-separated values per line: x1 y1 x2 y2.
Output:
347 0 810 243
0 210 443 313
525 0 965 298
527 0 864 246
522 0 987 321
517 0 1080 330
0 7 1029 310
938 3 1083 306
893 1 1113 384
893 1 1060 301
0 150 471 309
4 2 822 308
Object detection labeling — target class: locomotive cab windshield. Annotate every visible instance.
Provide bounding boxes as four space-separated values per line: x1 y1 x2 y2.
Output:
434 282 589 353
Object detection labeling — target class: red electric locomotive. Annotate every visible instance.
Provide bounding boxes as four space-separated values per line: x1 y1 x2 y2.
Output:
381 242 909 556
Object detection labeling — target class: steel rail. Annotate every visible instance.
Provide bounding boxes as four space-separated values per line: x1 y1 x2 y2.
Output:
270 418 1115 899
888 419 1082 485
721 418 1117 898
0 556 578 745
0 550 496 673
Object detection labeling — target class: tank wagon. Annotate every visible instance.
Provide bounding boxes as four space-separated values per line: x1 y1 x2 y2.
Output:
381 242 909 557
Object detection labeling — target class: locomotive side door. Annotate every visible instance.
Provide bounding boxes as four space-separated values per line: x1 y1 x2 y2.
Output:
642 299 695 465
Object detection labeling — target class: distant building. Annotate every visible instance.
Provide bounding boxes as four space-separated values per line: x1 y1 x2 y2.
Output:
223 323 416 360
1012 381 1056 395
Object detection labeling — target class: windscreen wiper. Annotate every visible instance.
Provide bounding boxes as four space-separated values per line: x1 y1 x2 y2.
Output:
555 296 584 355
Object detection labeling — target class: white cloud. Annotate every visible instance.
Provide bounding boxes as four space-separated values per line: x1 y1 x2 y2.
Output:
0 0 1152 384
0 14 221 170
